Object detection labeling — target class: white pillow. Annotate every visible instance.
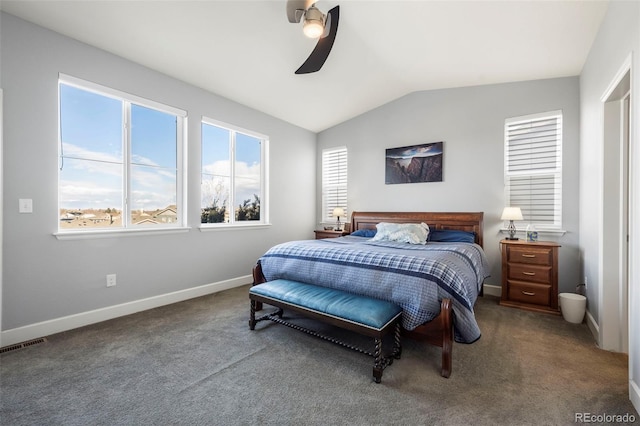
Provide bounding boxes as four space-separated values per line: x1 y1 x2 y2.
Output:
371 222 430 245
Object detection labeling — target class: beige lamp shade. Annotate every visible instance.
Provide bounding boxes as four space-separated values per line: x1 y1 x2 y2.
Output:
501 207 523 221
501 206 523 240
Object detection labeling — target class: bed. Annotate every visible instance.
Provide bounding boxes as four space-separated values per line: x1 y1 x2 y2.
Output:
252 211 489 377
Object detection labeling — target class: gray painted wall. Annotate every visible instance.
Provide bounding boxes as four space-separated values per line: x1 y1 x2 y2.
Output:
1 13 317 330
317 77 581 293
579 0 640 406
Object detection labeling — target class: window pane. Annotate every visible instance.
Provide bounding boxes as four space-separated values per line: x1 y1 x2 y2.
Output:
130 103 178 227
235 133 261 221
201 123 231 223
60 84 122 161
131 104 177 168
130 164 177 226
59 83 124 230
59 158 123 229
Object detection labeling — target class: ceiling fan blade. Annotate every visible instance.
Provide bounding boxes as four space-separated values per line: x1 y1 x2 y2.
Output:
295 5 340 74
286 0 315 23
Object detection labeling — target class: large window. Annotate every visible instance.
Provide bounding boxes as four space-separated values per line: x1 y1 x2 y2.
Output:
322 147 348 224
201 118 267 226
504 110 562 229
58 75 185 232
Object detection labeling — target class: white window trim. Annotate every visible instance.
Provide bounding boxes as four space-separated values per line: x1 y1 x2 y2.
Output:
60 74 186 117
198 223 272 232
57 74 188 235
200 116 269 228
504 110 563 231
499 227 566 237
54 227 191 240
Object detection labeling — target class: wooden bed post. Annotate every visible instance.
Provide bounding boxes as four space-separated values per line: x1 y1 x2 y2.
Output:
252 264 266 285
440 298 453 378
252 264 266 311
402 298 454 378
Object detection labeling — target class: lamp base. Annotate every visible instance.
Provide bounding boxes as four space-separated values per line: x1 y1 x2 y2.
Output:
506 237 519 241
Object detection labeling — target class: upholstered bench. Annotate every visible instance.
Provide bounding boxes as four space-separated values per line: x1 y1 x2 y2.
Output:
249 279 402 383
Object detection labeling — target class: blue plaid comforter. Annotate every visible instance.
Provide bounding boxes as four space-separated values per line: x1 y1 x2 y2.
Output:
258 236 490 343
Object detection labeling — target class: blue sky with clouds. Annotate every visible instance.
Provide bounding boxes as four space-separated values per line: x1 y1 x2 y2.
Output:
60 84 177 211
201 122 261 211
60 83 261 214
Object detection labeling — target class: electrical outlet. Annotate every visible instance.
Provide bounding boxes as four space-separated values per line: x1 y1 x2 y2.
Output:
106 274 117 287
584 276 588 288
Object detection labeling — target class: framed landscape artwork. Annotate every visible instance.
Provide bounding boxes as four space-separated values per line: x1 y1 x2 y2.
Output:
385 141 443 184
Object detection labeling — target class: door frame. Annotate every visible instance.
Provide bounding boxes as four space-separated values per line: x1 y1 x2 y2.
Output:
599 55 632 353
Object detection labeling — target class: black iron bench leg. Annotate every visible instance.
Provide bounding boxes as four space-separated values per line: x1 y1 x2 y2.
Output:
394 323 402 359
373 337 383 383
250 298 285 330
249 299 257 330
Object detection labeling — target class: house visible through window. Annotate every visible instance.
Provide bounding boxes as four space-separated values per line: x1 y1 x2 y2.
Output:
58 75 185 232
201 118 267 226
322 147 348 224
504 110 562 229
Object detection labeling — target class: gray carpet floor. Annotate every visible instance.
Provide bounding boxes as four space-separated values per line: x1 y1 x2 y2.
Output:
1 285 638 425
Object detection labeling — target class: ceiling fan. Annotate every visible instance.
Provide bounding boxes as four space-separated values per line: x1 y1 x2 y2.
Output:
286 1 340 74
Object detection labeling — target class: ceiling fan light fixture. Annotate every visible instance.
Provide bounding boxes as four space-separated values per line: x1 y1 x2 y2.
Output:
287 1 340 74
303 6 325 38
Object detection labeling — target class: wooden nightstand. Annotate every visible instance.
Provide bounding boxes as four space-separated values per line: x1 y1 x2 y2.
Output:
500 239 561 315
314 230 346 239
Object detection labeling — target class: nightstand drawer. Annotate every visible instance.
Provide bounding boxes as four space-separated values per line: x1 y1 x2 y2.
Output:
507 263 552 284
507 281 551 306
507 246 553 266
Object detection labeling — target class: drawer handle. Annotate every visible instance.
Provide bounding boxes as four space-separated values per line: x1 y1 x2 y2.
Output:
521 254 536 258
522 271 536 276
522 291 536 296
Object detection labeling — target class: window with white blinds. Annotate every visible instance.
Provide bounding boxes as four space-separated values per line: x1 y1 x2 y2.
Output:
322 147 348 223
504 111 562 229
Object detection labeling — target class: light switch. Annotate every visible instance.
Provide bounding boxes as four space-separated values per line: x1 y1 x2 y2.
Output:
19 199 33 213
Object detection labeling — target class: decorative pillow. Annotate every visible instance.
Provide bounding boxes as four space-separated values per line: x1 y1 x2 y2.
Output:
371 222 430 245
428 229 476 243
351 229 377 238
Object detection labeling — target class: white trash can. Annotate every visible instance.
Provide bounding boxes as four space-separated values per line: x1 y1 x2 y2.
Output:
559 293 586 324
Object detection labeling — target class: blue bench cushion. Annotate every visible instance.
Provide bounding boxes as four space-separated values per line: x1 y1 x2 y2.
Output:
250 279 402 331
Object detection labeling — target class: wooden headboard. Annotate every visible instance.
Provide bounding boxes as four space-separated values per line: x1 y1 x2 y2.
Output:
349 211 484 248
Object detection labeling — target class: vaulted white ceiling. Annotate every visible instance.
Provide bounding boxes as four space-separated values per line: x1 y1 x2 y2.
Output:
1 0 609 132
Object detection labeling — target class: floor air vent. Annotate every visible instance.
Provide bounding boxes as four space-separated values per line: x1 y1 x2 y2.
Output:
0 337 47 354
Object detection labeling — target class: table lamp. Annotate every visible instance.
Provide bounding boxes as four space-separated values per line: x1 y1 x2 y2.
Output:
501 207 523 240
332 207 345 231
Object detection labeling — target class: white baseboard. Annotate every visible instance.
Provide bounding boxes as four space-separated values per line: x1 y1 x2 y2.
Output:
631 379 640 414
482 284 501 298
483 285 602 344
0 275 251 348
585 308 600 344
